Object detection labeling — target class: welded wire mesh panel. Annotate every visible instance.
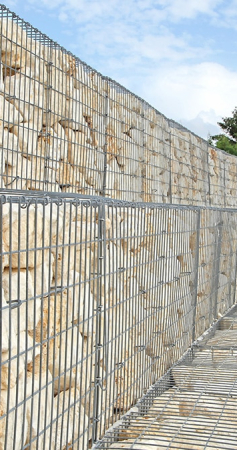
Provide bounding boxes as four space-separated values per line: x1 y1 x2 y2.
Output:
194 208 237 340
194 208 220 338
94 203 206 443
105 85 145 202
216 210 237 315
170 122 210 206
223 152 237 208
0 5 107 195
0 194 104 449
1 4 237 207
1 193 237 449
208 147 227 207
142 111 171 204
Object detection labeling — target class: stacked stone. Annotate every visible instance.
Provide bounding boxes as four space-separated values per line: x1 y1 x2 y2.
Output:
1 12 237 450
0 200 101 448
170 128 210 206
1 17 236 206
3 197 236 448
0 17 107 196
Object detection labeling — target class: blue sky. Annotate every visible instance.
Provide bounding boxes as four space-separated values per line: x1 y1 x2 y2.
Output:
5 0 237 139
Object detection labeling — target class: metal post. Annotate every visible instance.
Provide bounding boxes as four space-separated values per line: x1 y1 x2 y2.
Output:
223 159 226 208
169 127 172 204
192 208 201 343
210 211 223 324
101 78 108 197
207 142 211 206
44 58 53 190
0 197 3 395
233 243 237 307
93 201 106 444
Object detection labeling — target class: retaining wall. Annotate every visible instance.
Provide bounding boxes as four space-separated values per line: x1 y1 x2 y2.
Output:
0 6 236 207
0 4 237 449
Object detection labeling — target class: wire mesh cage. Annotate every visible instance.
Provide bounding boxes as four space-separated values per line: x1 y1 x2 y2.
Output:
0 4 236 207
1 4 237 450
1 192 237 448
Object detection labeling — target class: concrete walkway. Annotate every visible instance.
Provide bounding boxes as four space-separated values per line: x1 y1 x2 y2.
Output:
108 308 237 449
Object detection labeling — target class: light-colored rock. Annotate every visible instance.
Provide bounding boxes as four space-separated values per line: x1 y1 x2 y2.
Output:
26 155 45 190
51 48 76 77
52 122 68 161
64 127 91 166
42 63 67 126
3 152 29 190
25 369 53 449
11 122 38 157
0 61 3 92
48 319 84 393
0 95 23 128
60 86 84 130
1 331 40 390
55 161 75 188
0 18 28 69
4 69 44 126
37 127 63 170
0 374 27 449
52 216 95 286
29 252 54 298
2 203 49 269
2 268 42 333
84 113 105 148
68 274 95 336
52 389 89 450
24 44 48 82
1 287 17 354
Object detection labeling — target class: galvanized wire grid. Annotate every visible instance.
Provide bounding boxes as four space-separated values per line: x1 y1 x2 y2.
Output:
100 307 237 449
1 192 237 449
1 3 237 450
0 5 236 207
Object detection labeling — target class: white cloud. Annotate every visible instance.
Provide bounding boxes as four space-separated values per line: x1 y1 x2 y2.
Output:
25 0 223 23
140 62 237 123
161 0 222 20
211 0 237 28
180 111 222 139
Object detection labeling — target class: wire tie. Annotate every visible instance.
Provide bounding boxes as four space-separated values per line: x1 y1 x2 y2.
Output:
115 362 124 368
6 175 20 186
20 197 31 209
6 299 23 309
95 377 107 391
94 305 103 313
0 195 7 204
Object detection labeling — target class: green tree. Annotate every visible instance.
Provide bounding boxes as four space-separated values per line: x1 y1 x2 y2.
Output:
210 107 237 156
